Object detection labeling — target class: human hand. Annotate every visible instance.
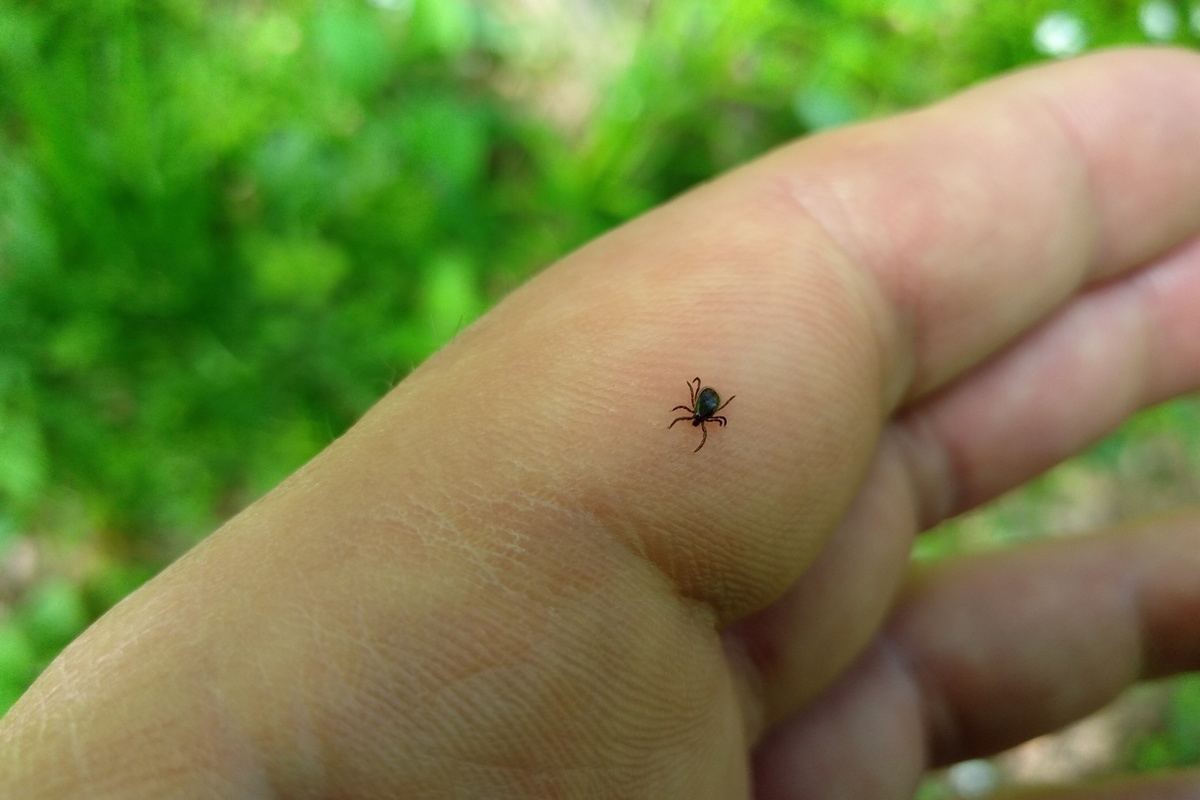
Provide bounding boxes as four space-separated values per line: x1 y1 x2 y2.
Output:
4 47 1200 800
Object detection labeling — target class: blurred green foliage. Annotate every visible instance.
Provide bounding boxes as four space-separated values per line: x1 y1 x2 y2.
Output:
1134 674 1200 770
1 0 1198 774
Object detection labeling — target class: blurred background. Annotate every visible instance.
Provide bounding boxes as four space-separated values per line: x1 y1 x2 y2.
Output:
1 0 1198 794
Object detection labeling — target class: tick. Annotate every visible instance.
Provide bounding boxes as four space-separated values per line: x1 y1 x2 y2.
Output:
669 377 735 453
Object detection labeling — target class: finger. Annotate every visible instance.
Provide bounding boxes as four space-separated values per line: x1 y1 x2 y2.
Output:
728 233 1200 726
904 522 1200 763
896 233 1200 525
777 46 1200 402
751 511 1200 799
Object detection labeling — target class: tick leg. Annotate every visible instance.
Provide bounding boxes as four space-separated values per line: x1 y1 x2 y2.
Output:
714 395 735 413
671 405 692 413
669 415 694 429
711 416 727 426
694 421 708 452
688 378 700 406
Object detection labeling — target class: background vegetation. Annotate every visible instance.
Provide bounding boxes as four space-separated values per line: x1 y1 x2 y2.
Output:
1 0 1198 792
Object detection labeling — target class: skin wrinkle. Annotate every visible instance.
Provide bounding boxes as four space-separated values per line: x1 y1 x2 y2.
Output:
234 501 511 796
883 411 962 533
1021 84 1105 272
1114 274 1155 423
905 613 992 767
432 486 554 591
722 632 768 743
350 482 720 796
786 94 1099 401
874 631 936 771
1050 63 1200 274
942 91 1094 337
65 705 89 792
379 469 680 773
872 582 964 770
771 169 909 414
1128 237 1200 396
888 119 1015 383
428 600 703 794
1116 545 1150 687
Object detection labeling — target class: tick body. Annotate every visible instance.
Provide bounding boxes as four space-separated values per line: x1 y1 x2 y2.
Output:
669 377 734 453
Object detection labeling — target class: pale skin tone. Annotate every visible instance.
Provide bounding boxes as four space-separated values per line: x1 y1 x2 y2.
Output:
3 47 1200 799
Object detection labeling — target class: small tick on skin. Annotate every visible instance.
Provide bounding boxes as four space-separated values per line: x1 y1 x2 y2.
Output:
669 377 735 453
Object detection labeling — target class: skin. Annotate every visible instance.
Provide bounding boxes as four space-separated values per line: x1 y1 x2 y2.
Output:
3 47 1200 799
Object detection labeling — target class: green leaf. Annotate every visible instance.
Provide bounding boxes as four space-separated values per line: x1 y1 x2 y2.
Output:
408 0 474 56
18 579 90 657
0 620 38 716
0 415 47 509
421 251 481 345
245 233 350 305
399 96 489 192
313 6 392 95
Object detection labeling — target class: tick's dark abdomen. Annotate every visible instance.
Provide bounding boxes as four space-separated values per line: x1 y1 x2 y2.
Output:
695 387 721 421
